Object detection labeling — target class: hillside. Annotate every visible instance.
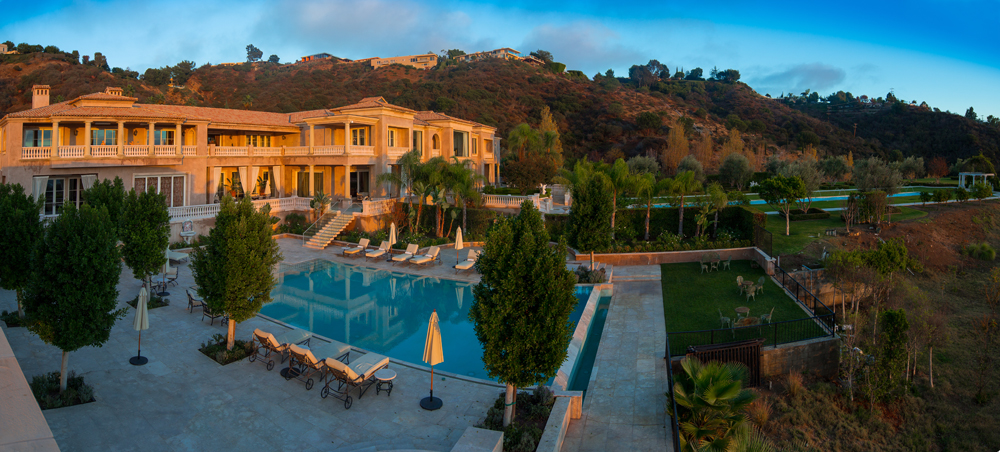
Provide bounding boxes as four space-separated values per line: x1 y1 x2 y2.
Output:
3 51 1000 169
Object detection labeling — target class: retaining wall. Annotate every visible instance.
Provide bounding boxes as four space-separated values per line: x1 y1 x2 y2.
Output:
574 247 775 275
759 335 840 379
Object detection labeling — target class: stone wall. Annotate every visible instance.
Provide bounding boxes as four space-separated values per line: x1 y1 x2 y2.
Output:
759 336 840 379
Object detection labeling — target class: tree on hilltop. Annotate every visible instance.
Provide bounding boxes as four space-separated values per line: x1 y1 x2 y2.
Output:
246 44 263 63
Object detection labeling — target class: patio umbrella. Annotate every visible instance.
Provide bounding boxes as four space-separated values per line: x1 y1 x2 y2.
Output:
420 310 444 410
388 222 397 261
130 287 150 366
454 227 464 266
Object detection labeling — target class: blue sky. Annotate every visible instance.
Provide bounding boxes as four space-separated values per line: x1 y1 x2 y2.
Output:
2 0 998 118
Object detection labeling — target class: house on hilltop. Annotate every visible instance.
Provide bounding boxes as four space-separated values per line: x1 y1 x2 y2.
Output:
368 53 437 70
454 48 543 65
300 53 333 63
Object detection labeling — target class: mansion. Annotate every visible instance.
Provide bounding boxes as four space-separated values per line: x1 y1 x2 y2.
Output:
0 85 499 220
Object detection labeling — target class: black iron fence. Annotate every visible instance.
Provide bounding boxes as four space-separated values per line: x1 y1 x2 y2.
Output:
753 224 772 257
664 335 682 452
773 265 837 328
666 315 834 357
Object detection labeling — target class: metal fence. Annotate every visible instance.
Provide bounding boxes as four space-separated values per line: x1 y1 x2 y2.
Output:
664 335 682 452
753 224 772 257
773 265 837 328
666 315 834 357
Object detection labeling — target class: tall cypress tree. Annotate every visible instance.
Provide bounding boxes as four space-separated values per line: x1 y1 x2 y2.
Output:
0 183 43 319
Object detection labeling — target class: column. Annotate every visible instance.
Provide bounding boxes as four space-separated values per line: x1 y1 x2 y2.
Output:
175 123 182 156
83 121 91 157
344 164 352 199
50 121 59 157
308 164 315 196
345 122 351 155
148 122 156 156
117 121 125 157
308 124 315 155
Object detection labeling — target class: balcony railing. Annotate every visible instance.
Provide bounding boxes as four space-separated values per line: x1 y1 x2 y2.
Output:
124 145 147 157
154 145 175 157
92 146 117 157
351 145 375 156
314 145 345 155
22 147 48 159
387 146 409 158
58 146 85 158
482 193 541 210
285 146 309 156
254 147 282 156
182 146 197 156
168 196 313 222
215 146 248 157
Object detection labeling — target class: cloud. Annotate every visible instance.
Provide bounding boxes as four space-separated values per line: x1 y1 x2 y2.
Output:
751 63 846 94
519 21 642 75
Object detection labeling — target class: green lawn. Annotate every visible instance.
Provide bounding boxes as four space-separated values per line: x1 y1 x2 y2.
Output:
661 260 827 355
765 206 928 255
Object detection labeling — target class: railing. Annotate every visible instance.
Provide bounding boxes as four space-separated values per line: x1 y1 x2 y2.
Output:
285 146 309 156
22 147 49 159
168 196 313 222
123 145 147 157
774 265 837 326
58 146 84 158
254 147 282 156
215 146 248 156
182 145 198 156
430 149 441 157
351 145 375 156
314 145 345 155
92 145 117 157
666 315 834 356
665 334 682 452
154 145 175 157
302 212 338 245
482 193 541 210
387 146 409 157
362 197 397 216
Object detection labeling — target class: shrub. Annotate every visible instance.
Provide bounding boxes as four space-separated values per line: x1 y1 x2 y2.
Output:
278 213 308 234
745 396 772 431
126 293 170 310
574 265 607 283
478 387 554 452
962 242 997 261
785 372 806 398
0 310 21 327
30 371 96 410
783 208 831 221
199 333 253 365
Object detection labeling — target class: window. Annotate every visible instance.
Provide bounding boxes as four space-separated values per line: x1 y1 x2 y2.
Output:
91 129 117 146
472 137 478 155
43 178 80 215
453 131 468 157
350 170 370 197
295 170 323 197
351 128 367 146
412 130 423 152
432 134 440 149
23 129 51 147
134 174 186 207
246 134 271 147
153 130 174 146
388 130 395 147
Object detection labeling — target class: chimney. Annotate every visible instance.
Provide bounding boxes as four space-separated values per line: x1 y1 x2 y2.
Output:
105 86 124 96
32 85 50 109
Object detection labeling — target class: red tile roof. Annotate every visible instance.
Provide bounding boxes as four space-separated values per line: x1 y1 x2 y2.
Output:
335 96 415 113
146 105 295 127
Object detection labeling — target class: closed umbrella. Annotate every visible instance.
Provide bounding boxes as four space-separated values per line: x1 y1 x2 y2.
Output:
130 287 150 365
454 227 464 266
387 223 397 261
420 310 444 410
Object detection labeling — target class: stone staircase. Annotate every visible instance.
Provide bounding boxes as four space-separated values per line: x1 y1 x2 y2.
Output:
302 212 355 250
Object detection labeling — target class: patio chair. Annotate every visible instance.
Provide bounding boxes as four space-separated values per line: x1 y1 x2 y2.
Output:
700 261 709 273
342 238 370 258
321 352 391 409
202 302 228 326
455 250 479 274
365 241 390 261
391 244 419 265
760 307 774 324
186 289 204 313
746 286 756 303
409 246 441 266
717 308 732 329
722 256 732 271
736 276 744 294
250 328 312 371
286 341 352 390
757 276 766 294
710 257 720 272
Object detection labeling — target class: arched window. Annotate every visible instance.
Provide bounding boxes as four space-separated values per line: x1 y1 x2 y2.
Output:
432 134 440 149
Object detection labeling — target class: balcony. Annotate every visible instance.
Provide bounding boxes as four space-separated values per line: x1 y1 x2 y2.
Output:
314 145 345 155
124 145 147 157
58 146 84 158
253 147 282 156
351 145 375 156
285 146 309 156
154 145 175 157
182 146 197 156
92 145 117 157
214 146 248 157
21 147 48 159
387 146 409 158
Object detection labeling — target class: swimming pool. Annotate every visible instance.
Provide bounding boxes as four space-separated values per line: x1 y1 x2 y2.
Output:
260 259 594 381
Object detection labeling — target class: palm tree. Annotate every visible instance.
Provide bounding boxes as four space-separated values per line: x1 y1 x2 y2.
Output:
633 173 671 241
447 159 484 233
671 357 756 452
603 158 633 239
707 182 729 238
507 123 540 160
310 191 330 221
376 149 423 231
671 171 702 237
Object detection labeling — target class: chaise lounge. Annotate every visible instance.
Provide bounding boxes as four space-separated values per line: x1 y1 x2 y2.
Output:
321 352 391 409
250 328 312 371
342 238 370 258
286 341 352 390
455 250 479 273
365 241 390 261
391 244 419 265
409 246 440 266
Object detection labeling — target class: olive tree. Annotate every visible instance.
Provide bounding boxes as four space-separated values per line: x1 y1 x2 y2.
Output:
719 153 753 190
758 175 806 236
0 183 43 319
191 197 283 350
23 204 125 392
780 156 822 211
470 201 576 427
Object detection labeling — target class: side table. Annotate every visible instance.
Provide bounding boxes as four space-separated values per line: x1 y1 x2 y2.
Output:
375 368 396 396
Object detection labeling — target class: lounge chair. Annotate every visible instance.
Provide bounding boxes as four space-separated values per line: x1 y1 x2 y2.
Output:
202 302 228 326
186 289 204 313
760 307 774 324
455 250 479 273
166 248 189 263
321 352 391 409
286 341 352 390
391 244 419 265
342 238 370 258
409 246 440 266
365 241 390 261
250 328 312 371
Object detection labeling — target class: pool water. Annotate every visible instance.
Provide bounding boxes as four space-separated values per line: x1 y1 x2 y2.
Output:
567 295 612 395
261 259 594 381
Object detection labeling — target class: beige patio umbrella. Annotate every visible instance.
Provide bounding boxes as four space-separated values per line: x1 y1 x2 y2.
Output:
454 227 464 265
130 287 150 366
420 310 444 410
387 222 397 261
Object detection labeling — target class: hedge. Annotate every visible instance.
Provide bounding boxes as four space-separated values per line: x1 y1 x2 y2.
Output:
783 208 831 221
604 205 760 245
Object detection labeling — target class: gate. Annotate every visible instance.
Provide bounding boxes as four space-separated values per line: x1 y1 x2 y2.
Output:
686 338 764 387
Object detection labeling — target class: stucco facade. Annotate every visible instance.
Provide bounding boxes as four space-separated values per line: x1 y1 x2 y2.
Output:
0 86 498 217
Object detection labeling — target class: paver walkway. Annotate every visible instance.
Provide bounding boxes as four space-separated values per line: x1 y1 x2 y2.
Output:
562 271 672 451
0 240 503 452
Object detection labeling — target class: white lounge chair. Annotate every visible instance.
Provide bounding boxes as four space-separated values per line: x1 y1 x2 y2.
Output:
166 248 189 263
250 328 312 371
321 352 391 409
455 250 479 273
391 244 419 265
365 241 390 261
342 238 370 258
409 246 440 266
286 341 352 390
